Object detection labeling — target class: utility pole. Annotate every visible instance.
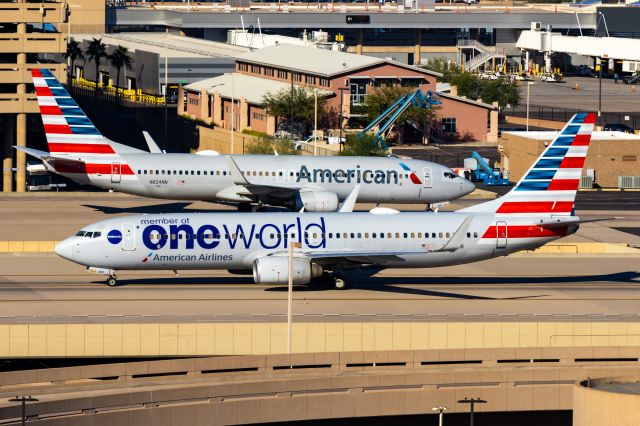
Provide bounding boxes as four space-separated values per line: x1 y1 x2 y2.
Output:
338 87 348 153
9 396 39 426
164 29 169 147
314 90 318 156
290 72 295 140
231 72 235 154
458 397 486 426
597 58 603 117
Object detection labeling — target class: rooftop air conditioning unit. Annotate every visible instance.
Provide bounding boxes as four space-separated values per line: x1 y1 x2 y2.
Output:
579 176 593 189
618 176 640 189
531 22 542 31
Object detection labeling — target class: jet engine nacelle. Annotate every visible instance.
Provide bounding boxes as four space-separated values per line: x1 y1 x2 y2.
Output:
289 191 339 212
253 256 323 285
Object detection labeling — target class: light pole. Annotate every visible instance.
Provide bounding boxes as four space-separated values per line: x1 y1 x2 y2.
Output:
314 89 318 156
287 241 301 354
9 396 39 426
597 58 603 117
231 72 235 154
458 397 486 426
338 87 349 153
432 406 447 426
526 81 533 131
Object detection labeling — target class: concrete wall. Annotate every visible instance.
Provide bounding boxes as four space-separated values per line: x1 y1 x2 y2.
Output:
2 348 640 425
573 376 640 426
2 322 640 358
501 133 640 187
197 126 257 155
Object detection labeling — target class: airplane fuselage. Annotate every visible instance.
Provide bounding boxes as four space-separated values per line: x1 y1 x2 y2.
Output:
56 211 576 273
50 154 472 204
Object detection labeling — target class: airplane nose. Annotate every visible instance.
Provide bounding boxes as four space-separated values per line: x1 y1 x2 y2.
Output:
54 238 75 261
461 178 476 195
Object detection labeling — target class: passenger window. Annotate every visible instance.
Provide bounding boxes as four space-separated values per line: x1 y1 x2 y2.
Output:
343 233 348 239
197 171 201 175
446 232 451 238
204 171 207 175
216 171 220 175
223 171 227 176
350 233 355 238
432 233 436 238
467 232 471 238
418 233 422 238
411 233 415 238
271 172 276 177
365 233 369 238
474 232 478 238
395 233 400 238
387 233 392 238
313 233 318 238
439 232 443 238
191 171 194 175
336 233 340 239
137 170 141 174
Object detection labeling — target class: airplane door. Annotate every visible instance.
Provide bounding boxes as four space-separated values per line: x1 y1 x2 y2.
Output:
111 162 122 184
422 167 432 188
496 221 507 249
122 222 136 251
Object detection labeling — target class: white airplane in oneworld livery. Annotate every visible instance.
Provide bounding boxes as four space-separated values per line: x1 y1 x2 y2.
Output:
54 113 601 289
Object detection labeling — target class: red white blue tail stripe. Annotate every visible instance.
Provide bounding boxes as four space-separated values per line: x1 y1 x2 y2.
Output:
496 112 596 216
32 68 116 157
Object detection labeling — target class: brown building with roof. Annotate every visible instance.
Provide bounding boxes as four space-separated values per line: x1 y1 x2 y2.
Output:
179 44 498 146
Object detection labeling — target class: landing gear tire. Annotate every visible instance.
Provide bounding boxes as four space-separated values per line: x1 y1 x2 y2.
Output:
333 276 346 290
106 276 118 287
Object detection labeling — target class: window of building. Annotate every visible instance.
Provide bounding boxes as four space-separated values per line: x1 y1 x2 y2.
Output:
238 63 248 72
251 65 260 74
264 67 274 77
442 117 457 134
293 72 302 82
319 77 329 87
253 111 266 121
277 69 288 79
305 75 317 85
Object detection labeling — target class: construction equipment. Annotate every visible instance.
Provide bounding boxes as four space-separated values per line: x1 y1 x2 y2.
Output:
358 89 441 149
468 151 510 185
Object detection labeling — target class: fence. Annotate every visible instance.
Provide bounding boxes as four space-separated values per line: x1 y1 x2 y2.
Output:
71 78 167 107
503 104 640 129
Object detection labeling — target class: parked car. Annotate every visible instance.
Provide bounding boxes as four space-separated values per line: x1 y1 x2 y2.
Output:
602 123 635 134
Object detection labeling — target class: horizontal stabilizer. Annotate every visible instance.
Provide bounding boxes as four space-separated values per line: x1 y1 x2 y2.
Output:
14 146 52 160
536 217 621 228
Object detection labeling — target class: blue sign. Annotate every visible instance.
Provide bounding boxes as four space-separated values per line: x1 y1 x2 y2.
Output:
107 229 123 245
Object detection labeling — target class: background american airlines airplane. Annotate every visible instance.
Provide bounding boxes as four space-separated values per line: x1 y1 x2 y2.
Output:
55 113 598 289
21 69 474 211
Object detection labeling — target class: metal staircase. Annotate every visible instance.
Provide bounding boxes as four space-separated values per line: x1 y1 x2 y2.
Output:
457 39 506 72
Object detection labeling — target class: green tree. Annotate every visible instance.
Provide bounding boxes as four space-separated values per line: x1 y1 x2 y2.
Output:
479 78 520 110
107 45 133 105
361 84 437 145
246 135 300 155
449 72 482 100
422 58 458 83
85 37 107 97
262 87 327 137
63 40 84 83
339 133 389 157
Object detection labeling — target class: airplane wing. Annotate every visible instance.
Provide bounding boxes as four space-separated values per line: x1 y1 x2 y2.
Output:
224 156 330 199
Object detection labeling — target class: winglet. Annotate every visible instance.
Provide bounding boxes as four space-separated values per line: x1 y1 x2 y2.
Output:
225 156 250 186
439 216 473 252
142 131 163 153
338 185 360 213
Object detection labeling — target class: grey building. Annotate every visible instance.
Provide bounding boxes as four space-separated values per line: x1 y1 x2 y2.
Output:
71 33 250 96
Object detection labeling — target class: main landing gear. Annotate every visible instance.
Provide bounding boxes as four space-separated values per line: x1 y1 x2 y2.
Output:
106 275 118 287
316 272 347 290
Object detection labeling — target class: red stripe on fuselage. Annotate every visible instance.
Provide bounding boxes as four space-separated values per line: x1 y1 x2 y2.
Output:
43 124 72 134
48 143 115 154
546 179 580 191
481 225 569 239
53 161 134 175
496 201 574 214
559 157 585 169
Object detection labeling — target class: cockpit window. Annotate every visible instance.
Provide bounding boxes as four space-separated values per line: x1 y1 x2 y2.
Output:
444 171 458 179
75 230 100 238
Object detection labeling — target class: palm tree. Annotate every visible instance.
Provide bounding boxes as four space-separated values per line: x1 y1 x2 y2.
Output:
107 45 133 105
85 37 106 97
63 40 84 83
